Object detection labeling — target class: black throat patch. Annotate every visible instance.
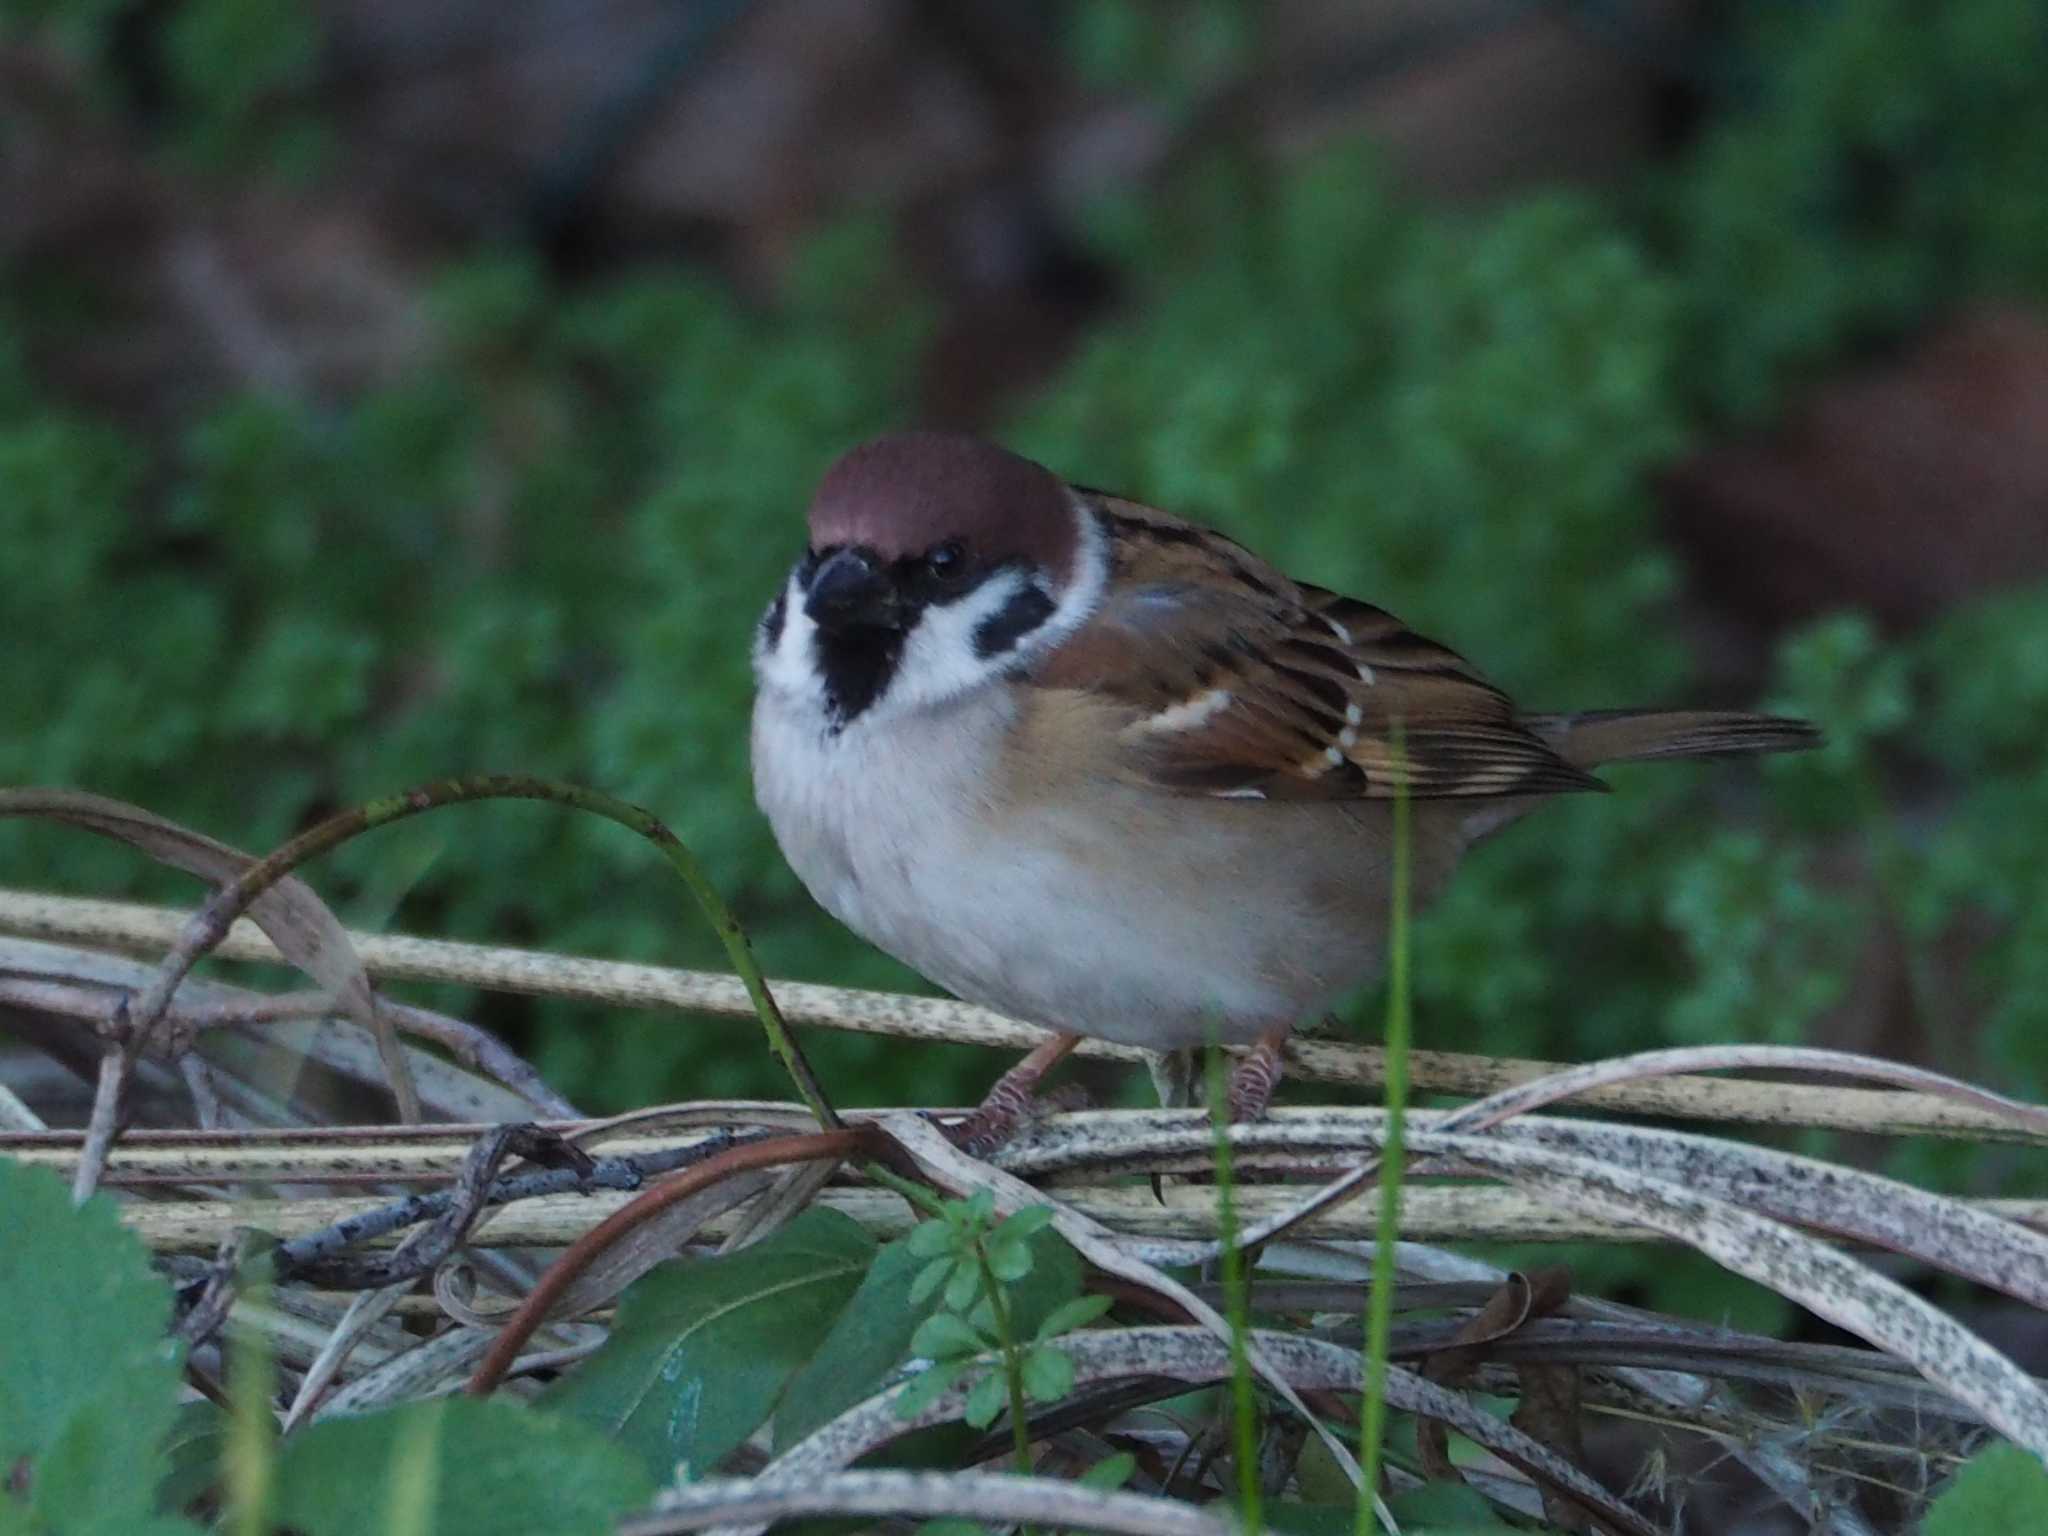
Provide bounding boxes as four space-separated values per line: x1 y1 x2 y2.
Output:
815 624 908 730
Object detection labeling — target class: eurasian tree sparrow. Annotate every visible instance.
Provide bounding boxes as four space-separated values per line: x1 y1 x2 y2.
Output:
751 432 1816 1147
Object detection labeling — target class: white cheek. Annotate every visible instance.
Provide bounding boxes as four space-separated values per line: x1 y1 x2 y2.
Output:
863 572 1037 724
753 573 824 704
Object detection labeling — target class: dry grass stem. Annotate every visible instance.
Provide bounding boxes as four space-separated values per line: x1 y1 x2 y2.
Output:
5 891 2042 1143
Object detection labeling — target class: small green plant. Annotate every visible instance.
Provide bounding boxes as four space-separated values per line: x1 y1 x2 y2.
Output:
892 1189 1113 1458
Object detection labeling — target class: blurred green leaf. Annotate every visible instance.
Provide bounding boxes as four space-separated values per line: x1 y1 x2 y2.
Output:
1033 1293 1114 1342
962 1370 1008 1430
1922 1442 2048 1534
774 1236 947 1452
274 1397 650 1536
1018 1345 1073 1403
542 1207 875 1479
910 1313 989 1363
0 1161 181 1526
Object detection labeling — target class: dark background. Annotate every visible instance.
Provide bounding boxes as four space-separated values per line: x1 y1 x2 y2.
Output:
5 0 2048 1331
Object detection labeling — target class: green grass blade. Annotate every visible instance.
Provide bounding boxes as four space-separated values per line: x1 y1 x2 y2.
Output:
1357 728 1412 1531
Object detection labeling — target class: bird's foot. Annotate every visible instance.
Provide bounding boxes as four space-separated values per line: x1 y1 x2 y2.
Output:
938 1031 1082 1157
1224 1027 1290 1123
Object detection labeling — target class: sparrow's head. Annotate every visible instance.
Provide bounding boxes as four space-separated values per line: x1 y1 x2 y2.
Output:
755 432 1106 729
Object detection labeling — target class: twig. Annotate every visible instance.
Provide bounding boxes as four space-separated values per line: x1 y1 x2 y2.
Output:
269 1130 759 1289
0 1071 45 1131
281 1124 592 1290
88 1167 2048 1258
746 1325 1659 1536
625 1469 1241 1536
8 891 2039 1144
0 790 421 1143
74 1050 128 1205
283 1283 412 1430
180 1053 226 1129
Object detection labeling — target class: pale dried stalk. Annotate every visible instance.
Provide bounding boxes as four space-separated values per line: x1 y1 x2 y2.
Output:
630 1470 1241 1536
999 1108 2048 1308
0 935 574 1117
0 796 419 1162
41 1130 2048 1256
4 891 2040 1143
0 1074 45 1131
122 1181 1776 1256
741 1325 1659 1536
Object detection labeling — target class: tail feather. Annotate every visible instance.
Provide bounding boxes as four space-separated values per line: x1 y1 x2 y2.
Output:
1526 708 1821 769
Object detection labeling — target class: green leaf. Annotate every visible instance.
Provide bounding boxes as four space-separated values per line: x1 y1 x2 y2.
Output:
907 1220 955 1259
983 1237 1032 1283
1018 1345 1074 1403
542 1206 875 1480
1924 1443 2048 1534
1079 1451 1137 1490
0 1160 182 1528
998 1228 1085 1342
962 1370 1008 1429
989 1206 1056 1245
31 1391 179 1532
1259 1505 1357 1535
1032 1293 1114 1341
910 1312 988 1362
942 1259 982 1312
274 1397 651 1536
965 1189 995 1224
908 1255 956 1306
154 1400 228 1517
775 1236 946 1452
891 1359 968 1421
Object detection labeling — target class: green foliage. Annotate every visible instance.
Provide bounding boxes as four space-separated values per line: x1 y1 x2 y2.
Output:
773 1230 947 1451
891 1192 1100 1434
160 0 325 171
0 1162 188 1536
273 1397 651 1536
541 1206 876 1481
1670 0 2048 421
0 238 930 1109
1062 0 1253 110
1920 1442 2048 1534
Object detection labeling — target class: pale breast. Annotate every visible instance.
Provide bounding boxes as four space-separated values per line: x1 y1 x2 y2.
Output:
751 686 1471 1049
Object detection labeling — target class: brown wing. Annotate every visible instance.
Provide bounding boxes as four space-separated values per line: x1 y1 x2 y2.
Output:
1032 495 1604 801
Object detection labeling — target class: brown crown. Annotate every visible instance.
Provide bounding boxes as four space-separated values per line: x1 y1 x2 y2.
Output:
807 432 1079 584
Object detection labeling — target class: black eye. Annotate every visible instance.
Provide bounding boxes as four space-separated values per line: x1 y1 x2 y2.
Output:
924 542 965 580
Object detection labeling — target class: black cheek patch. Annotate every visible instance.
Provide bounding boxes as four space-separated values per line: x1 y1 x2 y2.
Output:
759 591 787 648
972 585 1056 659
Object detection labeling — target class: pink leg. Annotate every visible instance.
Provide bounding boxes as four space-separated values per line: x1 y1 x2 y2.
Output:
944 1032 1082 1156
1226 1024 1291 1123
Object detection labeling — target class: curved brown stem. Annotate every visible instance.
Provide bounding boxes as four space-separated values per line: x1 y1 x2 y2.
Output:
465 1127 873 1395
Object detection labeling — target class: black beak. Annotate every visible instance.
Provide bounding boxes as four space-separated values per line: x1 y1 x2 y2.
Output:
804 547 901 631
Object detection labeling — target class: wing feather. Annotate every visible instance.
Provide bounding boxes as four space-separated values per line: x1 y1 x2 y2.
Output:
1030 495 1602 801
